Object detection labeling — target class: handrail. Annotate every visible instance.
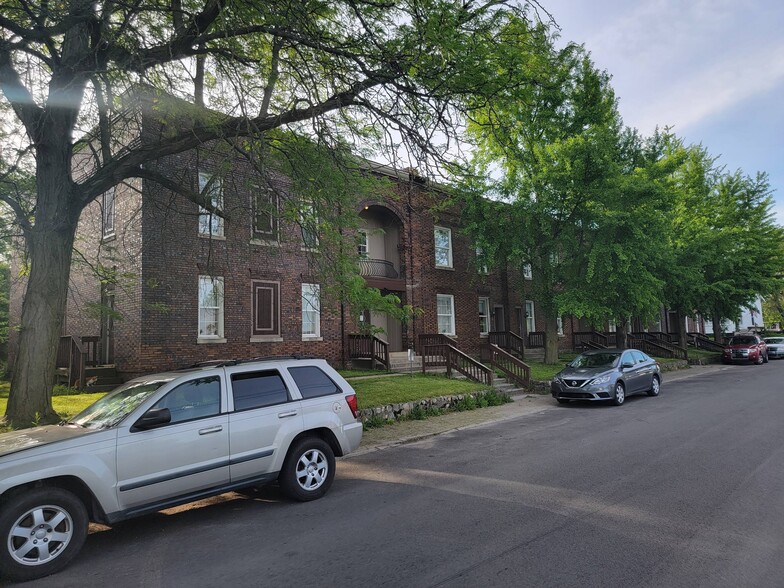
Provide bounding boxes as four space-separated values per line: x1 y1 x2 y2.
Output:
421 343 493 386
572 331 608 350
528 331 545 348
80 335 101 366
56 336 86 390
628 336 688 360
347 334 390 369
686 332 725 352
488 331 525 359
481 343 530 388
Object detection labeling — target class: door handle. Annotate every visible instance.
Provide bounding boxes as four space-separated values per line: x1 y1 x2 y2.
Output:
278 411 298 419
198 425 223 435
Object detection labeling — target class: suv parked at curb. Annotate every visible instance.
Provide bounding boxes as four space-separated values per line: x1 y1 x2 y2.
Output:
0 357 362 582
722 334 768 365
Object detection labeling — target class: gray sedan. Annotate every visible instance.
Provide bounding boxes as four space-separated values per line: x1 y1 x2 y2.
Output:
551 348 662 406
764 337 784 359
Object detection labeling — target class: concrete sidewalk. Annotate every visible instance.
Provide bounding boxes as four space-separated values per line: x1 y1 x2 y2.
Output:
351 362 728 457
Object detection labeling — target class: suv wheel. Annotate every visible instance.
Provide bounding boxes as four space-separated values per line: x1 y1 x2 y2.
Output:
0 487 88 582
279 437 335 502
763 352 769 364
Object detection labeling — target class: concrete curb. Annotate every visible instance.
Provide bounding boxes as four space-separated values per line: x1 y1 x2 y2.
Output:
350 363 729 457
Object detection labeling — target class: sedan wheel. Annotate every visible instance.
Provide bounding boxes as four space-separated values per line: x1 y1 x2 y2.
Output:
763 353 769 364
647 375 661 397
612 382 625 406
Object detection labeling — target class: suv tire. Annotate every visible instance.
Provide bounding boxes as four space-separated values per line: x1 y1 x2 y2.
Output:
0 487 88 582
279 437 336 502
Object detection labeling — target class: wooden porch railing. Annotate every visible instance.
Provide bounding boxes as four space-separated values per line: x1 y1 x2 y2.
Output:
628 336 688 360
686 332 726 353
528 331 545 348
488 331 525 359
633 331 679 344
481 343 530 388
56 336 86 390
347 334 390 370
80 335 102 366
418 334 493 386
572 331 609 351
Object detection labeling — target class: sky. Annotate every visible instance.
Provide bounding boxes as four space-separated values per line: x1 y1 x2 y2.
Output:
542 0 784 223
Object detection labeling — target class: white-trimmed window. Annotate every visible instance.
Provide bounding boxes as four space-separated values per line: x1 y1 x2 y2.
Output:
302 283 321 338
434 227 453 268
300 201 319 248
198 276 224 339
198 172 224 237
478 297 490 335
608 318 617 332
523 263 532 280
102 187 116 238
357 229 369 257
525 300 535 334
476 247 488 274
437 294 455 336
253 187 278 241
557 315 564 336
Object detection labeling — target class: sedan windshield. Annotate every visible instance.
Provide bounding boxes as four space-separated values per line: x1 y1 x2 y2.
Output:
569 352 621 368
68 379 172 429
765 338 784 344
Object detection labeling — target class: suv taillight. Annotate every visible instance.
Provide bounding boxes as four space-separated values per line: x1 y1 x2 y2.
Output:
345 394 359 419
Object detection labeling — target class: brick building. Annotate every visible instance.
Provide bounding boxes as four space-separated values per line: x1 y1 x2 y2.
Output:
8 101 563 382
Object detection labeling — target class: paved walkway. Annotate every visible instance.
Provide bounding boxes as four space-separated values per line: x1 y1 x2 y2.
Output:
352 363 727 457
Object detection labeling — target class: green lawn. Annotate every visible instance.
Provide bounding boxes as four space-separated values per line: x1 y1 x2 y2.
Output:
351 373 491 410
0 384 105 433
337 368 391 379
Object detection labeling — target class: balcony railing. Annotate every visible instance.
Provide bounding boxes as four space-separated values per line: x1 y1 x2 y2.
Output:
358 258 400 279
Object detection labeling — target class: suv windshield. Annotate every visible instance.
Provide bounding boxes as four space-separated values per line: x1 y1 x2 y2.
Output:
765 337 784 344
729 336 756 346
68 379 172 429
569 352 621 368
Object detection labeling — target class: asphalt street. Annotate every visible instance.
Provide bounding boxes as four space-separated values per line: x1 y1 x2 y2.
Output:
17 362 784 587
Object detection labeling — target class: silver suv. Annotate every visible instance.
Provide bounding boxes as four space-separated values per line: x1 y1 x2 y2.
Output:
0 357 362 582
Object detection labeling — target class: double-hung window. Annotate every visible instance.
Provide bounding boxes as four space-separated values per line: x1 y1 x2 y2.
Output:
357 230 369 258
478 297 490 335
198 276 225 340
302 284 321 338
102 187 115 238
300 201 319 249
476 247 488 274
434 227 453 268
253 188 278 241
523 263 532 280
198 172 224 237
437 294 455 336
525 300 535 334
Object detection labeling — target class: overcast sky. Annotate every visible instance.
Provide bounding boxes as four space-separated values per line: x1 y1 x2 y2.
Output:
542 0 784 223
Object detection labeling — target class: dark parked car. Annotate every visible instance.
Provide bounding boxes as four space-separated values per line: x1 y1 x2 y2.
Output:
722 334 768 364
551 348 661 406
763 336 784 359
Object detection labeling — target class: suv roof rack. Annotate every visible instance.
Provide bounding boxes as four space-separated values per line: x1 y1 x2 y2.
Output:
177 355 320 370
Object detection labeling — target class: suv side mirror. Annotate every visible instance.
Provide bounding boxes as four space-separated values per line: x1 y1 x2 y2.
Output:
132 407 171 431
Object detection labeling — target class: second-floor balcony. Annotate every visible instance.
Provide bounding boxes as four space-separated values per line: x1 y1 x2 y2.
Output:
358 258 402 279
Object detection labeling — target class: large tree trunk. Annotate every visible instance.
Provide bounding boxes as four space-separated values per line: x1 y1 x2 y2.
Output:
543 312 559 364
675 310 688 350
615 317 629 349
6 152 80 427
712 315 724 344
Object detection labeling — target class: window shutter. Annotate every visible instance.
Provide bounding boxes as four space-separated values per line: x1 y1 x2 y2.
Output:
252 280 280 336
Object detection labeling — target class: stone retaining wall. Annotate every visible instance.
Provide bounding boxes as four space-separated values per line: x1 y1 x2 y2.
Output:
358 390 510 423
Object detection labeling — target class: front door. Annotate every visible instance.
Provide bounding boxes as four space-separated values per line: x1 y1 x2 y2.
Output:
116 375 229 510
493 306 505 332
